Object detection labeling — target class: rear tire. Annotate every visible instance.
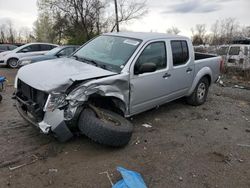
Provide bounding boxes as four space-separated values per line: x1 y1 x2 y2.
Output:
78 107 133 147
186 77 209 106
7 58 19 69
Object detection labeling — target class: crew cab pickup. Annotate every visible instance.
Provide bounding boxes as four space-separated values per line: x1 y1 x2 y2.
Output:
14 32 222 146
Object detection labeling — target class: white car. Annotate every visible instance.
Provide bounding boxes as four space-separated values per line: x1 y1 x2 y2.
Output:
0 43 58 68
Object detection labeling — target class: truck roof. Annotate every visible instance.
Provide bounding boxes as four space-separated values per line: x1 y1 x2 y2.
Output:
104 32 188 41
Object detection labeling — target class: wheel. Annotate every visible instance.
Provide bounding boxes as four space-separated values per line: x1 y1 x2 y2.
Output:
0 94 2 102
8 58 19 68
186 77 209 106
78 107 133 147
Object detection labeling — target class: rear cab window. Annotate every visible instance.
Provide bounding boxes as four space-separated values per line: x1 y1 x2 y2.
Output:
171 40 189 66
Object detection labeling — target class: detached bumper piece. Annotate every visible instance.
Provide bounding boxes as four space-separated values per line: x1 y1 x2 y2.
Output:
16 100 73 142
15 79 73 142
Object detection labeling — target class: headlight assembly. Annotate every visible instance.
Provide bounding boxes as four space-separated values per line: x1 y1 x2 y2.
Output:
43 93 68 112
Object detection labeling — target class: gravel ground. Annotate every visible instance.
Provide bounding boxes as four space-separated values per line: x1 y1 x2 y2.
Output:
0 67 249 188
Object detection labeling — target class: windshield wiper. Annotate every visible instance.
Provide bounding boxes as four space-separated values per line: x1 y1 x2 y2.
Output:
72 55 112 71
83 58 99 67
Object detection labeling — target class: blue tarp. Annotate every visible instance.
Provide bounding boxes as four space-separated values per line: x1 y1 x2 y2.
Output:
112 167 147 188
0 76 6 83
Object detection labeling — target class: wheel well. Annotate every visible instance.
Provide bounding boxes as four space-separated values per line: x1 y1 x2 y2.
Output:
203 74 211 85
7 58 19 65
88 94 126 116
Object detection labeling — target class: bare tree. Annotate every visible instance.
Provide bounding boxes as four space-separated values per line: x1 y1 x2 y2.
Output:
0 24 7 43
166 26 180 35
191 24 207 45
210 18 240 45
110 0 148 32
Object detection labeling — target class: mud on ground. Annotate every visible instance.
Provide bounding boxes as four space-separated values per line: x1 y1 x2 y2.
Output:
0 67 250 188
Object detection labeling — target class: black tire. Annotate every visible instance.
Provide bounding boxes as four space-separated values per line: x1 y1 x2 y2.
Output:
78 107 133 147
186 77 209 106
7 58 19 69
0 94 2 102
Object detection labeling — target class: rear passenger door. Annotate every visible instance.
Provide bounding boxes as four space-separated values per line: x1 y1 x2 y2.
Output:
167 40 194 97
17 44 42 58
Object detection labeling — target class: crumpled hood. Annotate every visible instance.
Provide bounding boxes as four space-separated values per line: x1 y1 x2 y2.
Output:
16 57 117 92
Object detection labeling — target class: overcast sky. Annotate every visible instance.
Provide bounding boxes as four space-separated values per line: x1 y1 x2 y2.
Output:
0 0 249 37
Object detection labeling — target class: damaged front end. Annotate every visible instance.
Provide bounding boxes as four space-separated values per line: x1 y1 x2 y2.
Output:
14 73 130 142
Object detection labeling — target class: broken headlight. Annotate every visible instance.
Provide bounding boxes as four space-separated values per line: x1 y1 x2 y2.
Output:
43 93 68 112
66 85 98 107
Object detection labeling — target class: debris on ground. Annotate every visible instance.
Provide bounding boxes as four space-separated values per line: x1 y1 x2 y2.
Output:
179 176 183 181
112 167 147 188
218 79 225 87
142 124 152 128
233 85 245 89
8 155 39 171
49 168 58 173
99 171 114 186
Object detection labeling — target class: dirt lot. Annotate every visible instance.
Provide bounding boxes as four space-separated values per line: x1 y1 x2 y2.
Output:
0 67 249 188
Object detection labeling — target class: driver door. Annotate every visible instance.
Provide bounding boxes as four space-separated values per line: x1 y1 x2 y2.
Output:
130 41 171 115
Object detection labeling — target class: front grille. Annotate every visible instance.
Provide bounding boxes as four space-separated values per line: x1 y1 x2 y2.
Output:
17 79 48 120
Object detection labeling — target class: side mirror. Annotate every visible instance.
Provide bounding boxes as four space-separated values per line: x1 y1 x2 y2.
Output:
21 48 29 53
137 63 157 74
56 53 65 58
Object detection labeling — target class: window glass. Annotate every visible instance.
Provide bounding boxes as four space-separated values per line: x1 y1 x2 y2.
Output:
40 44 54 51
182 41 189 62
135 42 166 73
8 45 17 50
229 46 240 55
171 40 189 66
244 47 248 56
218 46 229 55
21 44 40 52
0 46 7 50
58 47 75 56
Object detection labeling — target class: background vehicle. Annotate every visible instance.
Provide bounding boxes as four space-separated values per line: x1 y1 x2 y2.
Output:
0 43 58 68
18 45 80 66
14 32 222 146
217 44 250 69
0 44 17 53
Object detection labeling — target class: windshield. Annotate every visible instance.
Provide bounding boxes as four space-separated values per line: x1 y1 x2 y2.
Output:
46 46 63 55
72 35 141 72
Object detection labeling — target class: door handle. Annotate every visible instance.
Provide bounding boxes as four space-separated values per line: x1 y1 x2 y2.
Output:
163 72 171 78
186 67 193 73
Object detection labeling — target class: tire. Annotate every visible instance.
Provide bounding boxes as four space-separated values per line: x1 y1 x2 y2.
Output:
186 77 209 106
0 94 2 102
78 107 133 147
8 58 19 69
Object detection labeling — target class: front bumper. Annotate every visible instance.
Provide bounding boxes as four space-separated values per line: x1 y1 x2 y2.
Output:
15 99 73 142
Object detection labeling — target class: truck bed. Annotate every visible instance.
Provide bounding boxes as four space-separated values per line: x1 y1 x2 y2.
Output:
195 52 217 60
194 52 221 84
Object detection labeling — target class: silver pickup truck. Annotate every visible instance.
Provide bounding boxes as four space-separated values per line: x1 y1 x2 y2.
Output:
14 32 222 146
